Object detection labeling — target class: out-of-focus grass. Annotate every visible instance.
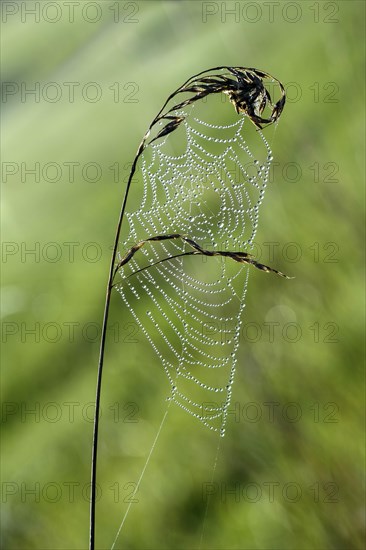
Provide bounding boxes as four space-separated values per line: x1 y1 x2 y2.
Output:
1 2 364 549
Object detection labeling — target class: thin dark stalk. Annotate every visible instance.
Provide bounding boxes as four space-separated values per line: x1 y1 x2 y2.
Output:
89 141 144 549
88 81 177 547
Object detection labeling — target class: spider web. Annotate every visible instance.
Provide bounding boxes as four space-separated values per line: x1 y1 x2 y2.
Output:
115 91 275 436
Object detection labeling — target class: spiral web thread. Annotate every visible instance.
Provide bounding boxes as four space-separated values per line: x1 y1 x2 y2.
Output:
115 100 273 436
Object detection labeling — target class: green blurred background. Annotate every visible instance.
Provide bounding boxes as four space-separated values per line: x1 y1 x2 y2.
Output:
1 1 364 548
